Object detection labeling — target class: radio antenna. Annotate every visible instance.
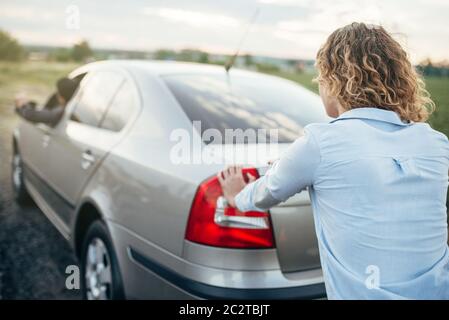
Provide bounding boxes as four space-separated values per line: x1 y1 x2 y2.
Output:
225 7 260 73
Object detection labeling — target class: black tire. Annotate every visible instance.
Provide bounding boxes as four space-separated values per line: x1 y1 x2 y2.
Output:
11 146 31 205
80 220 125 300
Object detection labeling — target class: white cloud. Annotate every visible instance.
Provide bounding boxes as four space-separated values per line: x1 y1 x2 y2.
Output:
0 0 446 62
418 0 449 6
0 4 58 21
11 30 82 47
269 0 386 59
275 0 383 34
258 0 312 6
143 7 240 29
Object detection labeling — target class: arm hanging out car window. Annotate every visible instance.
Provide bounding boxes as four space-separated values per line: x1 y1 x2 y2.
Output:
16 93 65 126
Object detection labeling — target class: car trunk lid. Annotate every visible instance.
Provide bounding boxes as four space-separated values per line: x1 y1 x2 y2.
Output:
203 143 321 272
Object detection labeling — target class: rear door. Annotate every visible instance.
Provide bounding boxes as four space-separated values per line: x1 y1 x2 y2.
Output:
19 121 53 179
44 69 132 225
19 93 67 181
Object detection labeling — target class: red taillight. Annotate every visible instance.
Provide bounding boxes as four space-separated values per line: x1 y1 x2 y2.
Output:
185 168 275 249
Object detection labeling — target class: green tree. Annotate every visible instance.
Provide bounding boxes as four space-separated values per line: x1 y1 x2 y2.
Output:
243 54 253 67
51 48 72 62
198 52 209 64
0 30 24 61
154 49 176 60
71 40 93 62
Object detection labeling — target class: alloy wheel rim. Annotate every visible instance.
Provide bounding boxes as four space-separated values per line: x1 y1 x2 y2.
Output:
85 237 113 300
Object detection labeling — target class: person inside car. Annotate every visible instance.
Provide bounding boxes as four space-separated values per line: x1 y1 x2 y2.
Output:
15 77 78 126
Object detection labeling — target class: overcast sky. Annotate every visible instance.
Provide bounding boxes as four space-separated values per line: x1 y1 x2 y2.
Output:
1 0 448 62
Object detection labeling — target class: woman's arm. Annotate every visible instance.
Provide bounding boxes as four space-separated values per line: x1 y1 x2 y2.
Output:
218 128 321 212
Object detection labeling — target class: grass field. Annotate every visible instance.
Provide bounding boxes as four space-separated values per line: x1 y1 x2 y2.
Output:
0 62 80 124
0 61 447 137
272 71 449 138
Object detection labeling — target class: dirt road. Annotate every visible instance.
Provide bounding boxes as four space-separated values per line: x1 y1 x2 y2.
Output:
0 114 81 299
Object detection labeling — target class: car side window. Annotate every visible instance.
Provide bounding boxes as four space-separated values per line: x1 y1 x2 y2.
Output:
100 80 138 132
42 74 86 112
70 71 124 127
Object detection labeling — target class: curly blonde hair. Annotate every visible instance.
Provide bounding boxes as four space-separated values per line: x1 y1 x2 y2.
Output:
315 22 434 122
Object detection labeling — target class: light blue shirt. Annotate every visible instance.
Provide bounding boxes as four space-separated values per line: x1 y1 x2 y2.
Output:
235 107 449 299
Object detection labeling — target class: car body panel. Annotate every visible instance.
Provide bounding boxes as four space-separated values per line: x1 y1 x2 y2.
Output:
18 122 52 182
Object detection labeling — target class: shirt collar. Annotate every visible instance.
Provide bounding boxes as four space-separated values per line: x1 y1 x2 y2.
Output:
329 107 411 126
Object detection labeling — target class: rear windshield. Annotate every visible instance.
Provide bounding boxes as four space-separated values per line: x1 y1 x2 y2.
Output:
163 73 327 143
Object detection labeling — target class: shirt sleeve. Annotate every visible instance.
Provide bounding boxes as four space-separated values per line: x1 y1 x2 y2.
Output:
234 128 321 212
17 103 64 126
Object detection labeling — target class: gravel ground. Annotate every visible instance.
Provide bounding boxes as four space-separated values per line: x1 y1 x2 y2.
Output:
0 118 82 299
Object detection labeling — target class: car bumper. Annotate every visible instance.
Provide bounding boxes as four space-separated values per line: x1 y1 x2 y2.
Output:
129 247 326 300
109 221 326 300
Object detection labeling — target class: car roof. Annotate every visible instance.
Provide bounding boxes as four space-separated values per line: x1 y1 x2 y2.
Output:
74 59 280 80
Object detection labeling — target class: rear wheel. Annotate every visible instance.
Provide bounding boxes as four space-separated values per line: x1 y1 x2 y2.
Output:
11 147 31 205
81 220 125 300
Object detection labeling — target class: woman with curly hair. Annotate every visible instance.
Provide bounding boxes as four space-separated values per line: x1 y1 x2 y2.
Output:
218 22 449 299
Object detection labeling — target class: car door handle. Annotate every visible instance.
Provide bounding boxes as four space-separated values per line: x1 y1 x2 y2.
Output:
81 150 95 170
42 134 50 148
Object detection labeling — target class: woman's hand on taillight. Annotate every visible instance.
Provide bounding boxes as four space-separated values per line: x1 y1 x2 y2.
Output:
217 166 257 208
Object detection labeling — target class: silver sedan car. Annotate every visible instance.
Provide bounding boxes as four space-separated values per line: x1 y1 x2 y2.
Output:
12 60 329 299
